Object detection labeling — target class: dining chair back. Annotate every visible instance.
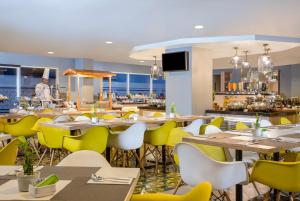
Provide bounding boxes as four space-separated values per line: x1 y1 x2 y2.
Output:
251 160 300 198
63 126 109 153
0 138 20 165
53 114 71 122
204 125 222 135
183 119 203 136
280 117 292 125
74 115 91 122
236 122 250 130
57 150 111 168
175 142 248 190
259 119 272 127
4 115 39 137
99 114 116 120
110 122 146 150
121 111 136 119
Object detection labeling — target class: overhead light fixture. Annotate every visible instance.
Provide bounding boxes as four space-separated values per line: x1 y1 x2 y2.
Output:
258 43 273 76
47 51 54 54
194 25 204 29
105 41 113 44
139 60 145 63
241 51 251 82
151 56 160 80
230 47 243 69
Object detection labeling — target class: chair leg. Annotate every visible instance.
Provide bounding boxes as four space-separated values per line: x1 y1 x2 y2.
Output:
133 150 146 173
122 150 126 167
224 191 231 201
29 138 40 159
275 191 281 201
173 178 183 194
37 148 47 166
50 149 55 166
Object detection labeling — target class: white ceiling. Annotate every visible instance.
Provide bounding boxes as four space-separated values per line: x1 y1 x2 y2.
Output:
0 0 300 66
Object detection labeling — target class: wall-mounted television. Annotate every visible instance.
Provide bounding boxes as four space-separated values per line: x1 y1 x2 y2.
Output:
162 51 189 72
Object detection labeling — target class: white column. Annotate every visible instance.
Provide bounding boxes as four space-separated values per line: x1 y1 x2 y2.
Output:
166 47 213 115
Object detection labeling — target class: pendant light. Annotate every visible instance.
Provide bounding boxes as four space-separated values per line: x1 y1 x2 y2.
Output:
151 56 160 80
258 44 273 76
230 47 243 68
241 50 251 82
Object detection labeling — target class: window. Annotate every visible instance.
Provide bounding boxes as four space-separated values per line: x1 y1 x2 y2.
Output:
0 67 18 112
21 67 57 97
111 73 127 96
129 74 150 95
153 77 166 98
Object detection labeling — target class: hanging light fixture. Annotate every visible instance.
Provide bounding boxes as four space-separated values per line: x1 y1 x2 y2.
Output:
258 44 273 76
241 50 251 82
151 56 160 80
230 47 243 69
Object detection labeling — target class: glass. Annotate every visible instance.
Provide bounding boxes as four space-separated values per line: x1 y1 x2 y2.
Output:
152 77 165 98
0 67 17 112
129 74 150 95
21 67 56 98
111 73 127 96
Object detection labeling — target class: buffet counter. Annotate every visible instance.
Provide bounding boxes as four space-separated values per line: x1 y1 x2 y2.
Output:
205 109 299 126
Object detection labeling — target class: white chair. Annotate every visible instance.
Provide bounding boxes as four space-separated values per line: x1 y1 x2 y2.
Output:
174 143 248 196
57 150 111 168
74 115 91 122
54 114 71 122
182 119 203 136
204 125 222 135
260 119 272 127
109 122 146 170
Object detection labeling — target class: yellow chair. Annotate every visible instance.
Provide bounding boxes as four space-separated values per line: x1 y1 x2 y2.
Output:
32 117 53 147
38 125 70 166
41 108 53 113
63 126 109 154
152 112 164 118
280 117 292 125
251 160 300 200
144 121 177 173
131 182 212 201
200 117 224 134
82 113 92 119
4 115 39 137
121 111 136 119
0 139 20 165
99 114 117 120
236 122 249 130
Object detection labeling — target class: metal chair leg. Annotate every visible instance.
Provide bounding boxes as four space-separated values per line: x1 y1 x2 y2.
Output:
37 148 47 166
173 178 183 195
50 149 55 166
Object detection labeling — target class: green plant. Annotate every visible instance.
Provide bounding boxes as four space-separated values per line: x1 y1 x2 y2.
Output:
18 136 34 175
170 102 176 113
254 113 260 129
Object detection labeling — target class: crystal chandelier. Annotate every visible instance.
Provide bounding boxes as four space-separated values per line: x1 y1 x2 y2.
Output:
241 51 251 82
258 44 273 76
151 56 160 80
230 47 243 68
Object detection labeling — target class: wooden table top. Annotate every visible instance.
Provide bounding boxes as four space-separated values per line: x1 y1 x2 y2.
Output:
0 166 140 201
183 125 300 154
39 115 211 131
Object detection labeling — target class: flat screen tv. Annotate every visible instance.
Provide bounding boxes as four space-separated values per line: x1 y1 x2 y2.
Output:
162 51 189 71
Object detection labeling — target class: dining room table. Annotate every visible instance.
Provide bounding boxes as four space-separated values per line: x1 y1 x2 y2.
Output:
39 115 212 171
182 124 300 201
0 165 140 201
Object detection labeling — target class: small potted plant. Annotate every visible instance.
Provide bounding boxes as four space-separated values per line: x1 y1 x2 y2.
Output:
253 113 262 137
17 136 40 192
169 102 176 118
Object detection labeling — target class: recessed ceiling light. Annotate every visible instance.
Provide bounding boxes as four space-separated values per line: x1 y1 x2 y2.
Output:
105 41 113 44
139 60 145 63
47 51 54 54
194 25 204 29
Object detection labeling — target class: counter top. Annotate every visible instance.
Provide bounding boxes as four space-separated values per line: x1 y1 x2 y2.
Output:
205 109 297 117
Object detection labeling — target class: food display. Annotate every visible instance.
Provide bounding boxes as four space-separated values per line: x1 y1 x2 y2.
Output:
0 94 8 102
